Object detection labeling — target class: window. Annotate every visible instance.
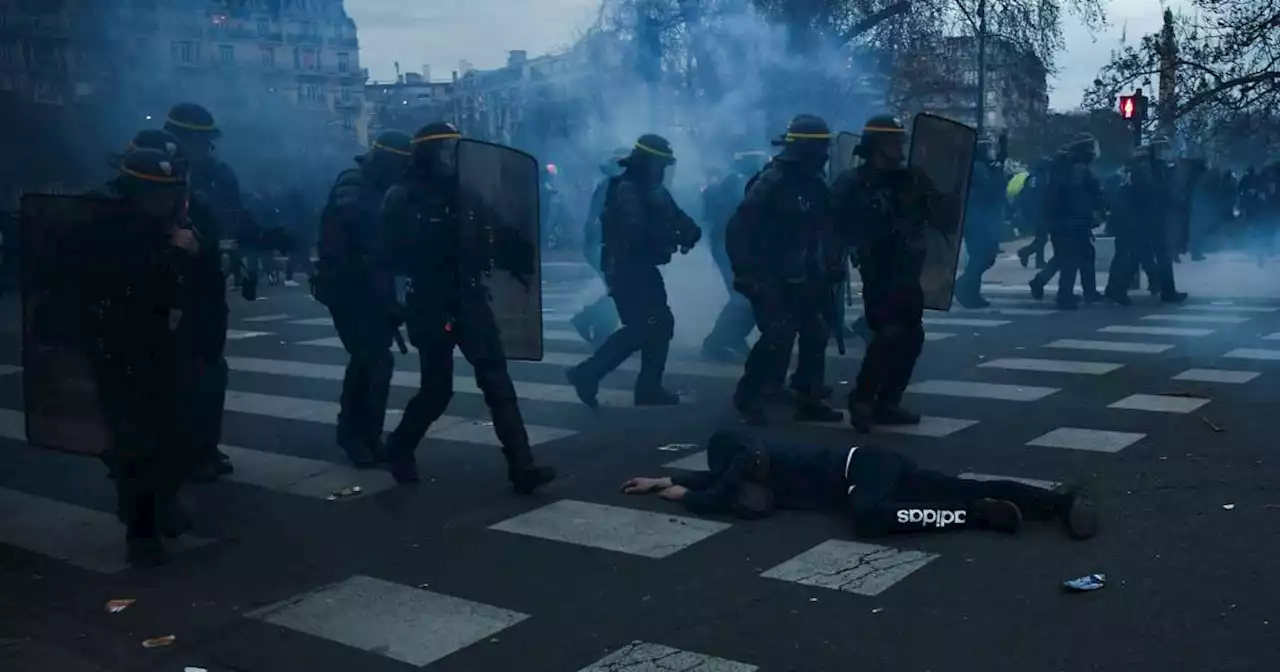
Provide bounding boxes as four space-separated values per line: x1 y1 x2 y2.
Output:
301 48 318 70
219 44 234 64
261 46 275 67
301 82 324 101
339 86 351 102
257 20 270 36
963 69 977 86
337 52 348 73
342 114 354 130
171 40 198 64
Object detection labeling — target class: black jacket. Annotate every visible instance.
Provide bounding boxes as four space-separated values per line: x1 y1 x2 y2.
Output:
725 159 838 284
830 164 933 303
599 172 699 271
673 440 851 514
317 160 391 289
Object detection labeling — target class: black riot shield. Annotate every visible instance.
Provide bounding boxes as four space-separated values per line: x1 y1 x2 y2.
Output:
455 139 544 361
908 114 977 311
829 131 861 184
19 194 119 455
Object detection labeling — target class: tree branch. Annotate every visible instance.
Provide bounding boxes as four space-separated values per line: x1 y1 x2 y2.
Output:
840 2 914 43
1173 71 1280 119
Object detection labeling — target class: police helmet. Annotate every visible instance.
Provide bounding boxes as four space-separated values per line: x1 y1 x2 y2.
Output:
371 130 413 157
165 102 221 138
1068 132 1099 161
855 114 906 158
409 121 462 164
117 147 188 192
623 134 676 167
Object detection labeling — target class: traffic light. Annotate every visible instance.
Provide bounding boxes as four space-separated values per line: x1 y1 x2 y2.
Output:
1119 95 1137 120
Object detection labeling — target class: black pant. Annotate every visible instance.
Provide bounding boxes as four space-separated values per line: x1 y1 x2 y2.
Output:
956 231 999 299
188 355 228 466
329 294 395 446
389 298 534 468
1106 231 1166 297
1020 228 1048 266
703 257 755 353
571 247 619 336
852 292 923 408
1049 228 1096 302
846 448 1059 537
576 263 673 392
735 281 828 407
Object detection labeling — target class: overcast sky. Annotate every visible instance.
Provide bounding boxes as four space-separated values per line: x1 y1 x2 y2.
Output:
346 0 1179 111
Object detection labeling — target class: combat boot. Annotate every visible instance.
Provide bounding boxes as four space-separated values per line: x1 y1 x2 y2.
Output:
847 398 875 433
503 445 556 494
874 404 921 426
565 366 600 409
385 437 420 484
338 434 377 469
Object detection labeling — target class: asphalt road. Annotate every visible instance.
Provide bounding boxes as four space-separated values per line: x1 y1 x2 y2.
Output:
1 271 1278 672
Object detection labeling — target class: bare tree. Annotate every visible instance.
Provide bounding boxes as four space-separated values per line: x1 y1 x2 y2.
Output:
1084 1 1280 123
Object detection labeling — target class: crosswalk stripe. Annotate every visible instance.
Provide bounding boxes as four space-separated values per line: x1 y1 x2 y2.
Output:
226 330 273 340
222 390 577 446
218 444 398 499
289 317 335 326
923 317 1010 327
227 355 637 407
0 485 213 574
292 336 745 379
243 313 295 323
958 472 1059 490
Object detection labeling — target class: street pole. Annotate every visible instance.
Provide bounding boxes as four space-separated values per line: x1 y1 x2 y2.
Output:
975 0 987 136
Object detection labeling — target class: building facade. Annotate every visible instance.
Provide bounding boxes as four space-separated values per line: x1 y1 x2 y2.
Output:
365 69 456 141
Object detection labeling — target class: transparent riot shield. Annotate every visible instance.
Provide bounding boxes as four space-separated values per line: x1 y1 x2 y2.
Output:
455 139 544 361
829 131 861 183
908 114 977 311
19 194 119 455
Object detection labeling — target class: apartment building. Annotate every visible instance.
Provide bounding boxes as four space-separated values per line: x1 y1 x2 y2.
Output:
365 68 456 140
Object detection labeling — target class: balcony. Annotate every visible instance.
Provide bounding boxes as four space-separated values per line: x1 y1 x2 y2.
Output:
329 37 358 49
288 33 323 46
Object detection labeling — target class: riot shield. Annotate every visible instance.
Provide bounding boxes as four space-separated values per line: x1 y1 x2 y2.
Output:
19 194 119 455
455 139 544 361
829 131 861 183
908 114 977 311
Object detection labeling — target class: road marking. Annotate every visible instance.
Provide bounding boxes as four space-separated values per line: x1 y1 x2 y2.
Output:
488 499 731 558
979 358 1122 375
959 473 1060 490
242 313 294 323
1108 394 1210 414
1142 314 1249 325
223 390 576 446
0 487 212 574
922 317 1010 327
925 332 956 341
983 283 1058 294
1026 428 1146 453
0 364 21 377
1046 339 1173 354
227 355 637 408
907 379 1059 401
1182 305 1278 313
989 308 1058 316
579 642 757 672
288 317 334 326
761 539 938 596
1173 369 1260 384
293 336 745 380
217 445 396 499
1225 348 1280 361
1099 325 1214 337
246 575 528 668
225 330 272 340
1265 333 1280 341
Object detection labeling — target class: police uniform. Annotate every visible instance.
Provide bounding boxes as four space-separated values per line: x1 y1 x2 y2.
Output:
954 140 1006 308
379 122 556 494
701 150 768 362
164 102 244 480
568 148 628 345
670 431 1098 539
84 148 202 567
565 135 701 408
831 116 928 432
315 131 412 467
726 116 842 425
1043 134 1104 309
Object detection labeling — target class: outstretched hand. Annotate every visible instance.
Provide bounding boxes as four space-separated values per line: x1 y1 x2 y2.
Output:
621 477 669 495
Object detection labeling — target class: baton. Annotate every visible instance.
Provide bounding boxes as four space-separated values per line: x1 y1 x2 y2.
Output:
392 327 409 355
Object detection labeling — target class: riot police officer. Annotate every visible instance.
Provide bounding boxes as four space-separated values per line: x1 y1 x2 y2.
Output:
379 122 556 493
955 139 1006 308
315 131 412 467
163 102 244 480
702 150 768 362
565 134 701 408
726 116 842 425
831 115 929 433
568 147 628 345
1107 140 1188 303
84 148 203 566
1044 134 1104 309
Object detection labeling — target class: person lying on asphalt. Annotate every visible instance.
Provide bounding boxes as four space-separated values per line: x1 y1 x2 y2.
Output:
621 430 1098 538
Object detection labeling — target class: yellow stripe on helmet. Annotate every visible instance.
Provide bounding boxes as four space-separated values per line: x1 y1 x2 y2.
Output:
120 166 185 184
166 117 218 132
862 126 905 133
634 142 673 158
410 132 461 144
785 132 832 141
372 141 412 156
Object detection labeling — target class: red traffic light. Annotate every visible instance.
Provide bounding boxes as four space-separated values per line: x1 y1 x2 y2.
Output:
1119 95 1136 120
